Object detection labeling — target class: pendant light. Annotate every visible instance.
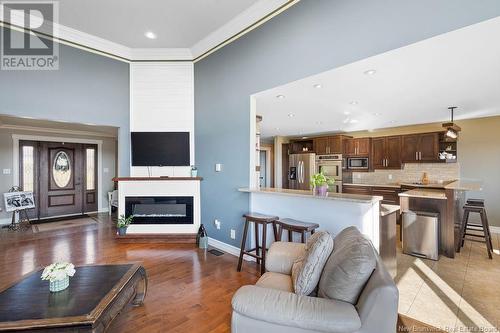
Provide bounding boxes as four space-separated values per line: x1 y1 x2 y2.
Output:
442 106 461 139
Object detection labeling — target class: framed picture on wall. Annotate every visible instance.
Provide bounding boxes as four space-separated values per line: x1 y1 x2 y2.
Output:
3 191 35 212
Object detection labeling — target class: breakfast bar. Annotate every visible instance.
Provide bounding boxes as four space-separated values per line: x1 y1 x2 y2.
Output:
238 187 383 250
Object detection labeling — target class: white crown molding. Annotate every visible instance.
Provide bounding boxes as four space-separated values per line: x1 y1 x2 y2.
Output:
191 0 300 61
1 0 298 62
129 48 192 61
1 124 117 138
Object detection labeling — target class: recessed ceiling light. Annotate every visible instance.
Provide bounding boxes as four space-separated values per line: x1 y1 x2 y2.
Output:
364 69 377 75
373 112 381 116
275 127 280 130
389 120 396 123
343 111 351 115
350 119 359 124
316 121 323 125
313 84 322 89
144 31 157 39
288 113 295 118
276 95 285 99
349 101 358 105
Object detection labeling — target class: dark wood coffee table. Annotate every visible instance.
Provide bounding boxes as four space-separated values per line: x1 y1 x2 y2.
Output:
0 263 147 332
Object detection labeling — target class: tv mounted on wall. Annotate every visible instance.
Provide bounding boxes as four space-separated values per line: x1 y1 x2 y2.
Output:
131 132 190 166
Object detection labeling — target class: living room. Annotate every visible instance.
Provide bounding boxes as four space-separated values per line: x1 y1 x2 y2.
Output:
1 1 500 332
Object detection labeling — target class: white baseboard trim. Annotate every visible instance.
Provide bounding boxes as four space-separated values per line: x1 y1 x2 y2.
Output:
208 237 256 262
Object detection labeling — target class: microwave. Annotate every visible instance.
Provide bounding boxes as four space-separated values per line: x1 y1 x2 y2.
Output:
347 157 369 170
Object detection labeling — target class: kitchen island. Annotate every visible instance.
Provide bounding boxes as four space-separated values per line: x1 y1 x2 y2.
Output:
238 187 383 250
398 181 482 258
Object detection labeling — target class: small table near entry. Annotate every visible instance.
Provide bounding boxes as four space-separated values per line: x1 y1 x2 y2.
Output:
0 263 147 332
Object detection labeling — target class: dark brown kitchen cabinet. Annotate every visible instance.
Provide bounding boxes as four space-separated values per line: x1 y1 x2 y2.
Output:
344 138 370 156
372 136 402 169
313 137 329 154
313 135 347 154
342 185 372 195
371 187 400 204
401 133 439 163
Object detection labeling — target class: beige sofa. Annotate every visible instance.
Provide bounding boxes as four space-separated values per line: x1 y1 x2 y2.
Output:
231 227 398 333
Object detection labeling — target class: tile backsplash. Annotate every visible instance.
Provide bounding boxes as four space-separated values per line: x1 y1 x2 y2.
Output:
351 163 460 184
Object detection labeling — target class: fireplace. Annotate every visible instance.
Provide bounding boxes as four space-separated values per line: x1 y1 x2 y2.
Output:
125 196 193 225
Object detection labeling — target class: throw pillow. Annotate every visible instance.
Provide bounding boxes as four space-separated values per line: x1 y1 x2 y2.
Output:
318 226 376 304
291 231 334 295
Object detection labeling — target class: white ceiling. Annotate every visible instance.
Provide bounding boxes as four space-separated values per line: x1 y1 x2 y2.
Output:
256 17 500 139
57 0 257 48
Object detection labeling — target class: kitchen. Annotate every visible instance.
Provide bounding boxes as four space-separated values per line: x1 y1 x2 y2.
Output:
244 16 500 330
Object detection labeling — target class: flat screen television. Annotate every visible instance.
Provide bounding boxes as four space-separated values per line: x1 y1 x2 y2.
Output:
131 132 190 166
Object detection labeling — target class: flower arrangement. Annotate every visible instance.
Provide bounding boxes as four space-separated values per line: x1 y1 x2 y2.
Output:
41 262 76 282
41 262 76 292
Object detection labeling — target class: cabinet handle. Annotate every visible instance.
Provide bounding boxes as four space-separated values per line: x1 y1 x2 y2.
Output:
419 152 422 160
415 152 418 160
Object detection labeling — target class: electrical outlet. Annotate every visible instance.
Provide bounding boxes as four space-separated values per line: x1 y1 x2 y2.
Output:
388 174 393 180
230 229 236 239
215 163 222 172
214 219 221 230
2 169 11 175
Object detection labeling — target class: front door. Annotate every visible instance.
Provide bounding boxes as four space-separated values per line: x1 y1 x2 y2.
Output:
38 142 84 218
20 141 99 220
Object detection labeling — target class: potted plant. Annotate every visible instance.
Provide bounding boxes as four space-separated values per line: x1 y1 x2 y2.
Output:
310 172 333 196
41 262 76 292
117 214 133 236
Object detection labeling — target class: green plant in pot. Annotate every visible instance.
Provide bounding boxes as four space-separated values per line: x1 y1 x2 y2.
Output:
117 214 133 236
310 172 333 196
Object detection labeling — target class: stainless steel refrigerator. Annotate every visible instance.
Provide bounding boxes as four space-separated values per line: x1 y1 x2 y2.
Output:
288 153 316 190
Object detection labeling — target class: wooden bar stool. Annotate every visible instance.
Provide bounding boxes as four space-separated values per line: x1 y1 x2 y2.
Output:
458 201 493 259
276 218 319 243
237 212 279 275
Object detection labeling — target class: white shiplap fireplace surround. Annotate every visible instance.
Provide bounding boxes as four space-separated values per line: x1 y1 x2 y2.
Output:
124 62 199 235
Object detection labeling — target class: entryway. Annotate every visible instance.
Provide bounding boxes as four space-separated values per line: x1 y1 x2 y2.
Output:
19 140 98 221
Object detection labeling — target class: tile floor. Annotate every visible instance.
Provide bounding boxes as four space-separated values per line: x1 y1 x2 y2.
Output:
396 230 500 332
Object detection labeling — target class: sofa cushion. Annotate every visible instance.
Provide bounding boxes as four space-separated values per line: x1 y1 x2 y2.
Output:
318 226 377 304
291 231 334 295
256 272 293 292
265 242 306 275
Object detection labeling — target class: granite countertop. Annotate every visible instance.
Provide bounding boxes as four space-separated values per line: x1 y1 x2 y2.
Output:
343 182 401 188
380 204 400 217
238 187 383 204
344 179 482 192
444 180 483 191
398 188 447 200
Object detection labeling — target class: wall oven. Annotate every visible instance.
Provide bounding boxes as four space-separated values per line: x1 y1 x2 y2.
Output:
347 157 369 170
316 154 343 193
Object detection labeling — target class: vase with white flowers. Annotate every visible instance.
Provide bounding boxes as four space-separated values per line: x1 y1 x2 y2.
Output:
41 262 76 292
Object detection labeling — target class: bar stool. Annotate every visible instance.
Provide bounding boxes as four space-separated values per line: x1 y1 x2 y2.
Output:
458 200 493 259
237 212 279 274
276 218 319 243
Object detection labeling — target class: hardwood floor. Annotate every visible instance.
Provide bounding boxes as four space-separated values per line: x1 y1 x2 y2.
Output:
0 214 259 333
0 214 439 333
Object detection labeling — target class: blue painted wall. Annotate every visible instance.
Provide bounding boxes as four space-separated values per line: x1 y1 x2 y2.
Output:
0 28 130 175
194 0 500 246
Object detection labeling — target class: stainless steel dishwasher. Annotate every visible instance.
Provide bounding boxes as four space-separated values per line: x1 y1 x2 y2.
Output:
402 211 440 260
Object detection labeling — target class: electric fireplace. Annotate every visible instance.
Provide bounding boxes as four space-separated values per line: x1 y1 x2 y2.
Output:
125 196 193 224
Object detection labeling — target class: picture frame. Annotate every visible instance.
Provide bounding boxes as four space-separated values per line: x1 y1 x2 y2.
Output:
3 191 35 212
